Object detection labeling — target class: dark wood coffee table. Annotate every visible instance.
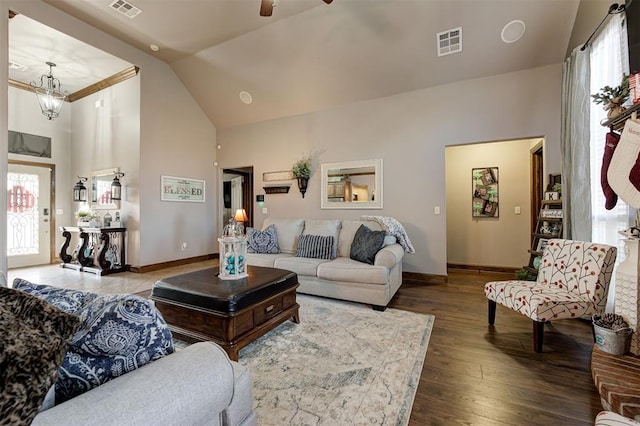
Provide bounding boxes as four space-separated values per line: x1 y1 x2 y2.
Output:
151 265 299 361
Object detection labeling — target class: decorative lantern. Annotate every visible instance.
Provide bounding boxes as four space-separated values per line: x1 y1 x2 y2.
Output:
218 218 248 280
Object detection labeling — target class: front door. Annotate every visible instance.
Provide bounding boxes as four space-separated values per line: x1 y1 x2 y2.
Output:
7 163 53 268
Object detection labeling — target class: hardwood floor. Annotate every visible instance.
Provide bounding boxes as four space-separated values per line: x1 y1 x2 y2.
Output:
395 270 601 426
7 264 602 425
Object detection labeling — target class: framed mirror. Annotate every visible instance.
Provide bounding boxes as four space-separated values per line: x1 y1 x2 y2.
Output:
90 167 120 209
321 159 383 209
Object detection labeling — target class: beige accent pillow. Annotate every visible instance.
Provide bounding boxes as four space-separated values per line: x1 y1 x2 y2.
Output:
303 219 341 258
262 218 305 254
338 220 384 258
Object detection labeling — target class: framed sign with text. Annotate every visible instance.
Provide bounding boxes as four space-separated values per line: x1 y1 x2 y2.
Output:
161 175 205 202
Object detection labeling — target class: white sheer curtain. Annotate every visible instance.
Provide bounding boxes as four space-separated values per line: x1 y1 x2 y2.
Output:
561 47 592 241
589 13 630 311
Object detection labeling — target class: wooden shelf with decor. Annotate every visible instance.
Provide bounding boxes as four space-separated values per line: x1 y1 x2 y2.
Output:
524 200 563 276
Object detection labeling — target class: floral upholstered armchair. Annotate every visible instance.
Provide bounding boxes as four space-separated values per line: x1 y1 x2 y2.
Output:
484 239 617 352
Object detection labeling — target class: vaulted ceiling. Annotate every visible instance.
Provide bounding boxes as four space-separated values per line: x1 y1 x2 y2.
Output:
10 0 606 129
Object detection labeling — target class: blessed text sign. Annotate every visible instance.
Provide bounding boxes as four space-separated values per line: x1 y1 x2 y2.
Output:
161 176 205 202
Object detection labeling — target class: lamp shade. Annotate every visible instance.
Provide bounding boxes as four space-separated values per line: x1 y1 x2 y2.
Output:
73 178 87 202
234 209 248 222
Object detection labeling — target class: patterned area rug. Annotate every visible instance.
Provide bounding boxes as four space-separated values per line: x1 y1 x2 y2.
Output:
236 294 434 426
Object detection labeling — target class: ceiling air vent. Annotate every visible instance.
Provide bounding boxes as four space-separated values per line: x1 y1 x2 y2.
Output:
8 61 27 72
109 0 142 18
437 27 462 57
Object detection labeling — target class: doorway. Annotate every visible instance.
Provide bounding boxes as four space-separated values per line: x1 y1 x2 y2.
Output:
7 161 54 268
530 143 544 239
222 167 254 230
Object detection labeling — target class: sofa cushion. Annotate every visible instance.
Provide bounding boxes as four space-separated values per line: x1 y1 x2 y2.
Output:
247 224 280 254
302 219 341 258
245 253 292 267
337 220 385 258
263 218 305 254
350 224 386 265
13 280 175 404
274 256 332 277
317 258 390 285
0 286 80 424
296 234 335 259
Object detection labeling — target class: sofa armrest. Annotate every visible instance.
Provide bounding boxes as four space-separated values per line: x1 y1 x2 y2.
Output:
33 342 236 426
374 244 404 269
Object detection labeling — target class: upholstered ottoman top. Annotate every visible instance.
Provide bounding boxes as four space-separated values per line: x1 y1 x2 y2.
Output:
151 265 297 313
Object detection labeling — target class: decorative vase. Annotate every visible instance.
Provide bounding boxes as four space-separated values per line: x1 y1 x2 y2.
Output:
297 177 308 198
607 102 626 119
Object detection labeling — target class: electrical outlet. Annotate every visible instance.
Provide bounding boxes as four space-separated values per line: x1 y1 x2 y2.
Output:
434 206 441 215
181 242 187 251
515 206 521 214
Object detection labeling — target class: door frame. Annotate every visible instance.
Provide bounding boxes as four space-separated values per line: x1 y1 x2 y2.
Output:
8 160 56 264
530 143 544 241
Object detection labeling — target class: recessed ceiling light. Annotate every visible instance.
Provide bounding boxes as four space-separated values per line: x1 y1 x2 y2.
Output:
150 44 160 52
239 91 253 105
501 20 526 43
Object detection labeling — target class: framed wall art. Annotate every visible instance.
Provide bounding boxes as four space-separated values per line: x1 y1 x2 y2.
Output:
472 167 499 218
161 175 205 202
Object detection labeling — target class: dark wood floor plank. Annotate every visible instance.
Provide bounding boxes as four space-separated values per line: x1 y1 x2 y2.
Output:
391 270 603 425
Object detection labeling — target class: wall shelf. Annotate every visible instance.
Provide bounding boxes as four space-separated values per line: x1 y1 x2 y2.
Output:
263 185 291 194
602 102 640 131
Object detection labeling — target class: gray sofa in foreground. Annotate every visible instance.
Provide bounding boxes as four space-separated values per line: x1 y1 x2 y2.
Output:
32 342 256 426
246 217 405 310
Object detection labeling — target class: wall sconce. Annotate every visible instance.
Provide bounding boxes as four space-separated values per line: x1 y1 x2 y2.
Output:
111 172 125 201
73 177 88 202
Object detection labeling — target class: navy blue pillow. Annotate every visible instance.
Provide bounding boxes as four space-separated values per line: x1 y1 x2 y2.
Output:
247 224 280 254
12 280 175 403
350 224 385 264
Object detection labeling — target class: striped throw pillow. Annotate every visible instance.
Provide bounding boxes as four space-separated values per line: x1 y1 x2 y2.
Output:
295 234 335 259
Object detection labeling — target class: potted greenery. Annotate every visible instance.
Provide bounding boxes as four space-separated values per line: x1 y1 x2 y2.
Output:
592 74 630 119
292 157 311 198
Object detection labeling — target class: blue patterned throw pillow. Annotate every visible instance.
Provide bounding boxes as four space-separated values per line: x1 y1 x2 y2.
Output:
296 234 335 259
12 279 175 403
247 224 280 254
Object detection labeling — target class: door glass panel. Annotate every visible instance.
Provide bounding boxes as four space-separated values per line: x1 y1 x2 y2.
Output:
7 172 40 256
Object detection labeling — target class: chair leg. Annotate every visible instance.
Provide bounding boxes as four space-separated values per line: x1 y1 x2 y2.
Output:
488 300 496 325
533 321 544 353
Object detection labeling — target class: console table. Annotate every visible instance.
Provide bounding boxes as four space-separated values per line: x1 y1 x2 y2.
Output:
59 226 127 275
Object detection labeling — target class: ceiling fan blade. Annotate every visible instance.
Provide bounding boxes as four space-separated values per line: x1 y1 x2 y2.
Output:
322 0 333 3
260 0 273 16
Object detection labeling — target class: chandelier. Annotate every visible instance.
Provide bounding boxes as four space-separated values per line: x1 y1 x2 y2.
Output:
30 62 66 120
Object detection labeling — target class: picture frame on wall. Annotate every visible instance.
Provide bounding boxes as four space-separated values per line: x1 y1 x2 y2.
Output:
472 167 499 218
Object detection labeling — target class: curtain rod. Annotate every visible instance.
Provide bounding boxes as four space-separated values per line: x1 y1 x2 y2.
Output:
581 2 626 51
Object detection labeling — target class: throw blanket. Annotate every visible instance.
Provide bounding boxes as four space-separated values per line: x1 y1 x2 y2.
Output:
360 215 415 254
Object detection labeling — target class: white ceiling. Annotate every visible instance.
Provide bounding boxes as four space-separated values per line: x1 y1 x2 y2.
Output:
11 0 600 128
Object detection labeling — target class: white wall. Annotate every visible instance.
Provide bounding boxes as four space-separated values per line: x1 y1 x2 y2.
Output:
8 86 72 254
70 77 141 265
1 0 218 269
446 139 537 269
218 64 562 276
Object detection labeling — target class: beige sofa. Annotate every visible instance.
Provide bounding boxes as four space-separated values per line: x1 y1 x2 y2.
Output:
245 218 405 310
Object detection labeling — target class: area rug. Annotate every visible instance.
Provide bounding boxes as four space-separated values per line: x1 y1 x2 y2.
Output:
236 294 434 426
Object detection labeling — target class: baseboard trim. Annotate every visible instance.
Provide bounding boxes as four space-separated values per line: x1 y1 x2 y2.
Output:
446 263 517 274
402 271 448 284
130 253 219 273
